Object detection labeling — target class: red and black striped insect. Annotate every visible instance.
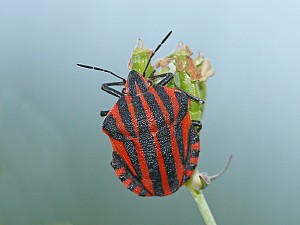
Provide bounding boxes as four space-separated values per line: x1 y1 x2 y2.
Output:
77 31 204 196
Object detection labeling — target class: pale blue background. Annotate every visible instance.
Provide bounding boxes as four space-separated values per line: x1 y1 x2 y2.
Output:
1 0 300 224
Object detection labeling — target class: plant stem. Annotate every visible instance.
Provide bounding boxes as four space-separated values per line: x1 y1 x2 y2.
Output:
185 181 217 225
184 78 217 224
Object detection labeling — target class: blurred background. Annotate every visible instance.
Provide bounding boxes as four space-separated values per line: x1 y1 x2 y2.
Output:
1 0 300 224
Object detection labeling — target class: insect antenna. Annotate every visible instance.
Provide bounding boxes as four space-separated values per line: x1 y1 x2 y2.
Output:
77 63 126 83
142 30 172 76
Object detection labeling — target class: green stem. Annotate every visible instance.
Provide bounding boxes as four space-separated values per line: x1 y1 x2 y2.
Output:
185 181 217 225
184 80 216 224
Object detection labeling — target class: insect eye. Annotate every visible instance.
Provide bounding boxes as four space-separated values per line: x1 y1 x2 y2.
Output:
148 80 152 86
122 88 127 94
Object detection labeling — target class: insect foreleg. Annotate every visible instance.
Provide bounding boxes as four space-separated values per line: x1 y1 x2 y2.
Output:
101 81 125 98
152 73 174 86
100 110 109 117
192 120 202 133
182 91 205 104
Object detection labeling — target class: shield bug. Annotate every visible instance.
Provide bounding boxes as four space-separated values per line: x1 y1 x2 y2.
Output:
77 31 204 197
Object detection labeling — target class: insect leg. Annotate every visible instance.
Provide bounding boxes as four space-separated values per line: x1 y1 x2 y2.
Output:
192 120 202 133
100 110 109 117
182 91 205 104
100 81 125 117
149 71 171 79
152 73 205 105
151 73 205 106
101 81 125 98
149 71 204 104
152 72 174 86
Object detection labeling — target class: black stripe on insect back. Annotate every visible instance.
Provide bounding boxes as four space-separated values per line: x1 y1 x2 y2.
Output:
127 70 148 96
119 172 130 181
123 140 143 180
173 91 189 166
189 125 200 145
103 115 142 180
127 182 137 191
131 95 164 196
111 152 124 170
117 97 137 138
175 122 185 165
153 85 175 124
102 115 127 141
174 92 189 121
190 149 200 158
143 92 179 193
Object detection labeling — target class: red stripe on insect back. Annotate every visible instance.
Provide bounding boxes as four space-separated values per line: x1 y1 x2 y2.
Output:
135 83 142 95
185 169 194 178
133 186 151 197
111 104 131 137
134 140 154 195
132 186 142 196
168 125 185 184
114 167 126 177
191 141 200 150
181 112 192 161
167 90 180 123
122 177 133 188
110 139 138 177
135 151 154 194
189 156 199 165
